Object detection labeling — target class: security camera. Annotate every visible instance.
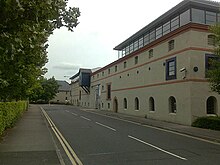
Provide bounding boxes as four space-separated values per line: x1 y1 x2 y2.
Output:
179 67 186 72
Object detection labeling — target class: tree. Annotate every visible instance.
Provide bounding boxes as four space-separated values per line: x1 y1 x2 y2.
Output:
0 0 80 101
208 25 220 94
29 77 59 103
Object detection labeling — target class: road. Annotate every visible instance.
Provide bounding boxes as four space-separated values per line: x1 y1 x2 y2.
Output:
42 105 220 165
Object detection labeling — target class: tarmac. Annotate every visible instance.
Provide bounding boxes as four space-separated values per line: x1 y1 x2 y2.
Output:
0 104 220 165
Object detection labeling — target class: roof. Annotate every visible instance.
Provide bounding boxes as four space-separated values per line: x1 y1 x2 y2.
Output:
114 0 220 50
69 68 92 80
57 80 70 91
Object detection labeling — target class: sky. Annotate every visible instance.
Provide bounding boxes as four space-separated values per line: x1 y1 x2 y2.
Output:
45 0 188 82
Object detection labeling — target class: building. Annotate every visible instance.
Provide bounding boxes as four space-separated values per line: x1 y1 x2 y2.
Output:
51 80 71 104
70 0 220 125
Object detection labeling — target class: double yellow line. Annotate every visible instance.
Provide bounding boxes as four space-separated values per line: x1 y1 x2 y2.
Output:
41 107 83 165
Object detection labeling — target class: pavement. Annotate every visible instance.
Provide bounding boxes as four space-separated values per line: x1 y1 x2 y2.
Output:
0 104 62 165
0 104 220 165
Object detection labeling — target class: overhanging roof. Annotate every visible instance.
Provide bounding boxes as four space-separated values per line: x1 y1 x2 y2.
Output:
114 0 220 51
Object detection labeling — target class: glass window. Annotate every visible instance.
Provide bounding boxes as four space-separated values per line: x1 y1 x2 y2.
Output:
149 49 153 58
163 21 170 35
102 71 104 76
171 16 179 31
129 43 134 53
144 33 150 46
115 65 117 72
134 40 139 51
107 84 111 100
166 57 176 80
180 9 190 26
206 11 217 25
108 68 110 74
206 96 217 114
122 48 125 57
139 37 144 48
149 97 155 111
156 26 162 39
125 46 129 55
150 30 156 42
192 8 205 24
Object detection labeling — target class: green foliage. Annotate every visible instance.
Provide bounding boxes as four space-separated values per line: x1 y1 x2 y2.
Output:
208 25 220 94
0 101 28 136
0 0 80 101
29 77 59 103
192 116 220 131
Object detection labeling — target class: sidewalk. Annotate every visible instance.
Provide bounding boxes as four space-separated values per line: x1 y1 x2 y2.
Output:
85 108 220 144
0 105 61 165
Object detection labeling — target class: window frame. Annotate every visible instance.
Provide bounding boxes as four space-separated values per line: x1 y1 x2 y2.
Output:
106 83 111 100
168 40 175 51
166 57 177 80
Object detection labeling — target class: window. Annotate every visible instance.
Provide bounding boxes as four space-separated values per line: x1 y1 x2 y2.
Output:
124 61 127 69
97 74 99 78
108 68 110 74
169 96 177 113
149 49 153 58
206 11 217 25
135 97 139 110
166 57 176 80
135 56 138 65
171 16 179 31
129 43 134 53
144 33 150 46
115 65 118 72
124 98 127 109
149 97 155 111
163 21 170 35
106 84 111 100
108 103 110 109
139 37 144 48
150 30 156 42
168 40 175 51
205 54 218 77
156 26 162 39
125 46 129 55
134 40 139 51
102 85 104 91
102 71 104 76
192 8 205 24
206 96 217 115
180 9 190 26
208 35 215 46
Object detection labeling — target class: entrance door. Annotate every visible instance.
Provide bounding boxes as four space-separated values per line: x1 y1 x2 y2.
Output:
113 97 118 113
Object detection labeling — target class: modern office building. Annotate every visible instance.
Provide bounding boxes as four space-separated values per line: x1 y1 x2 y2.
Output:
70 0 220 125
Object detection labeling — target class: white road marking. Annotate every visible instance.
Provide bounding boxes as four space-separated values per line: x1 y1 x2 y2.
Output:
71 112 78 116
95 122 116 132
128 135 187 161
80 116 91 121
65 110 69 113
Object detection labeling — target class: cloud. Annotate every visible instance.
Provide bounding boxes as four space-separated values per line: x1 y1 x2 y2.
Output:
53 62 81 70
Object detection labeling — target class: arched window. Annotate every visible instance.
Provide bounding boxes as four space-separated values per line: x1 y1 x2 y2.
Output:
207 96 217 114
135 97 139 110
149 97 155 111
124 98 127 109
169 96 177 113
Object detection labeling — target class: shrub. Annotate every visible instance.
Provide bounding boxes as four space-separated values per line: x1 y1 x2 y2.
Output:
0 101 28 136
192 116 220 131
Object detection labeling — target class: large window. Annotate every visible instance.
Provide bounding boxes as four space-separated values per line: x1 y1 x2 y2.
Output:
134 40 139 51
163 21 170 35
180 9 190 26
192 8 205 24
139 37 144 48
144 33 150 46
171 16 179 31
206 11 217 25
150 30 156 42
156 26 162 39
166 57 176 80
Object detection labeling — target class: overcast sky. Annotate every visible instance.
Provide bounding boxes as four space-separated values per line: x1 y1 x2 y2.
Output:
45 0 188 82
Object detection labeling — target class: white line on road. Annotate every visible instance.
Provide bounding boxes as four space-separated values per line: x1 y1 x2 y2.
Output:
65 110 70 113
95 122 116 132
80 116 91 121
71 112 78 116
128 135 187 161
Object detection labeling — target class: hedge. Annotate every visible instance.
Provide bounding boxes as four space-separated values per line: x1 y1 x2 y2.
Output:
192 116 220 131
0 101 28 136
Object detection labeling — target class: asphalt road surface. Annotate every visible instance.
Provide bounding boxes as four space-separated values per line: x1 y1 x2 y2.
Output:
42 105 220 165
